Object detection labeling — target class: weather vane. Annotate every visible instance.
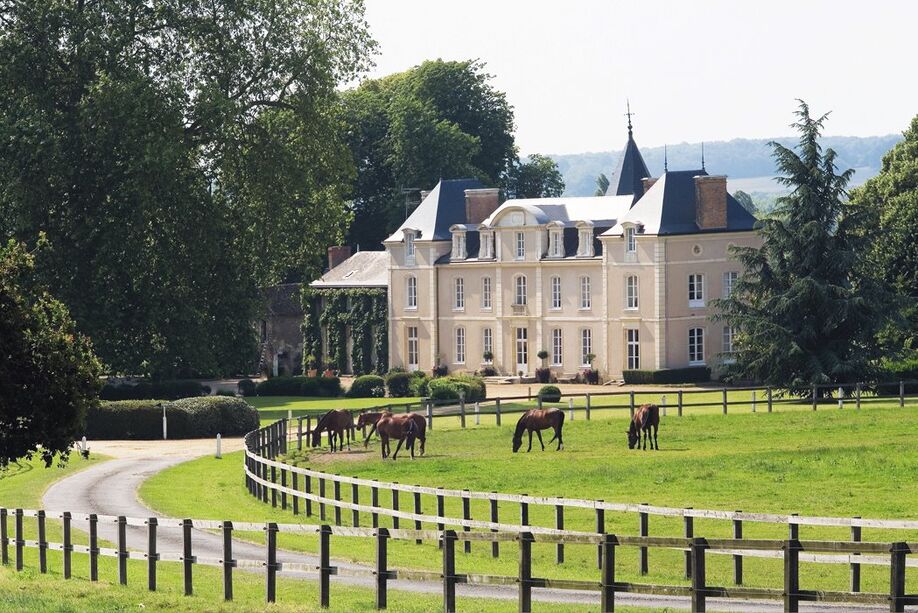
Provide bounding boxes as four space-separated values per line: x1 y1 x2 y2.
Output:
624 99 635 136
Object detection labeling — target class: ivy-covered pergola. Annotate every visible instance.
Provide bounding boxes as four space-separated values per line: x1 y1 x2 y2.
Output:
302 287 387 375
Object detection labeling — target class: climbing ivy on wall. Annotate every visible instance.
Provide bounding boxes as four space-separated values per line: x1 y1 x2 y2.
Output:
301 287 388 375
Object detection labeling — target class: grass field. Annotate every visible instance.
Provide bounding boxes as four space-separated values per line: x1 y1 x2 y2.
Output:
142 401 918 599
247 395 420 425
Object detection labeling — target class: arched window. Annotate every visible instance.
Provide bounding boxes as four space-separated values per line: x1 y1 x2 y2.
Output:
406 276 417 310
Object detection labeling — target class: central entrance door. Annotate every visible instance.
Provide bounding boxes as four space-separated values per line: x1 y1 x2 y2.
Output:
515 327 529 375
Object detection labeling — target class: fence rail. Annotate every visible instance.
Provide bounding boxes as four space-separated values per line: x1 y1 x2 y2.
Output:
2 505 916 612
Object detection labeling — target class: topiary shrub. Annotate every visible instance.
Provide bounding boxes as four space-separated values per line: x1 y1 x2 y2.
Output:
99 380 208 401
427 374 487 403
84 397 259 439
447 373 487 401
538 385 562 403
347 375 385 398
171 396 260 437
255 376 341 397
428 379 460 402
237 378 257 397
479 365 498 377
409 371 430 397
385 371 413 397
316 376 343 397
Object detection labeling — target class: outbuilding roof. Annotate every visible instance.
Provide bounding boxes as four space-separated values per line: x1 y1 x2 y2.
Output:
309 251 388 288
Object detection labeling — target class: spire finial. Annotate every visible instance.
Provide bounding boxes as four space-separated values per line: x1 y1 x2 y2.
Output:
701 141 705 171
664 144 668 172
624 99 634 136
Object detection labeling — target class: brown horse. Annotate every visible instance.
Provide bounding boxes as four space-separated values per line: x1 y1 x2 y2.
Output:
512 408 565 453
374 413 420 460
628 404 659 450
311 409 355 452
357 411 427 456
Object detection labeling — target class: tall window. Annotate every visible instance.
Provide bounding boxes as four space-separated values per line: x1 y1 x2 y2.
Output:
579 276 592 309
577 229 593 256
481 232 494 259
551 329 563 366
580 329 593 367
481 276 492 309
688 274 705 307
515 275 527 306
451 232 466 259
689 327 705 364
627 329 640 369
454 277 465 310
515 231 525 259
515 328 528 370
483 328 493 361
722 325 735 354
548 229 564 257
550 276 562 309
722 271 738 298
405 233 415 258
454 327 465 364
626 275 639 310
406 276 417 310
407 326 419 370
625 226 636 253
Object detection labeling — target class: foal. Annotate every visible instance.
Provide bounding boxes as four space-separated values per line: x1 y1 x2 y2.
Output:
375 412 419 460
358 411 427 456
627 403 660 450
512 408 565 453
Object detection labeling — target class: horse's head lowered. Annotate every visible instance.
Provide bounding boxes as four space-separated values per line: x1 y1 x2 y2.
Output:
626 423 639 449
511 432 523 453
356 412 376 428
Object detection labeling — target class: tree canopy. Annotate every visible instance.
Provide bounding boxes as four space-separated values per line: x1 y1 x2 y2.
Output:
0 0 374 377
505 154 565 199
0 237 102 467
713 101 894 391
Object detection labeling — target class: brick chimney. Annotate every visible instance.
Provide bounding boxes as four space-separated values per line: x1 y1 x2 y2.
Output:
694 175 728 230
464 188 501 225
327 245 352 271
641 177 658 194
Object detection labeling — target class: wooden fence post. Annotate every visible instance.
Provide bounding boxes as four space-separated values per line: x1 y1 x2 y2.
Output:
722 388 728 415
281 468 287 510
600 533 616 613
733 510 743 585
639 504 649 576
890 542 907 613
375 527 389 609
37 510 47 573
352 480 360 527
495 398 502 426
900 381 906 407
118 515 128 585
475 401 480 426
265 522 278 603
850 516 861 593
391 483 400 530
691 538 707 613
789 513 799 540
297 416 303 450
371 481 379 528
292 473 299 515
333 478 342 526
305 474 313 517
319 477 326 521
182 518 194 595
459 393 466 428
585 393 591 420
88 513 98 581
147 517 158 591
678 390 683 416
595 502 605 570
490 493 499 558
520 496 529 527
320 524 332 608
518 532 533 613
683 508 693 579
270 466 277 508
856 383 862 410
442 530 457 613
629 391 635 418
222 521 234 601
555 505 564 563
437 489 445 549
812 384 818 411
537 395 543 411
62 512 72 579
767 386 773 412
462 490 471 553
784 539 800 612
413 489 422 545
0 508 7 566
13 509 22 572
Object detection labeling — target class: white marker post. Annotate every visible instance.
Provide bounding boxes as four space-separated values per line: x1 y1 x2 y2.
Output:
215 434 222 459
838 386 844 409
161 403 167 440
81 436 88 454
752 390 757 413
568 398 574 421
287 409 293 421
661 395 667 417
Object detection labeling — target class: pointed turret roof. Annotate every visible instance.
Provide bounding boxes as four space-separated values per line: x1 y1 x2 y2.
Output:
606 122 651 203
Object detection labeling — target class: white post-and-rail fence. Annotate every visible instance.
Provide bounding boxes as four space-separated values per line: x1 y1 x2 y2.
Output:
2 505 917 613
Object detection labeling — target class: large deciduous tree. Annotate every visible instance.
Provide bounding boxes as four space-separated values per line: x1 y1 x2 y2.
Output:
713 102 894 392
505 154 565 199
0 0 373 377
0 237 102 467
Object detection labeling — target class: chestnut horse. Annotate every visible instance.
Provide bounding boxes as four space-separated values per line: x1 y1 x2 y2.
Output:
628 404 659 450
512 408 565 453
357 411 427 456
311 409 355 452
374 412 420 460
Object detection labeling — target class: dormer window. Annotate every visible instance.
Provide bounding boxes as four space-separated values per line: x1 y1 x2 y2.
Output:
625 226 636 253
450 226 467 260
575 221 594 257
479 228 494 260
403 229 418 264
547 222 565 258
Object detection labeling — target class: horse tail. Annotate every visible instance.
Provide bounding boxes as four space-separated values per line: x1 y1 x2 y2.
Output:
547 409 564 442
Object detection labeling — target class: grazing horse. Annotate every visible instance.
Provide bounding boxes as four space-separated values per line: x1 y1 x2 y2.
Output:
512 408 565 453
358 411 427 456
311 409 355 452
374 413 420 460
628 404 660 450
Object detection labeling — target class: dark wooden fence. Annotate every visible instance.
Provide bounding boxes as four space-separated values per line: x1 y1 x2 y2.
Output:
2 505 916 612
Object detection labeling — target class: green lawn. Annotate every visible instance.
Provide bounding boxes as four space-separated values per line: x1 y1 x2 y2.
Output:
142 402 918 598
246 396 420 425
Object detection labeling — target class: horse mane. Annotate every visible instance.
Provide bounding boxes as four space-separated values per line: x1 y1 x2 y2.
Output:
513 412 529 440
315 410 333 431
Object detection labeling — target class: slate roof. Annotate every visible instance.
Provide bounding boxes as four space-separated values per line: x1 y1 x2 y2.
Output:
604 169 758 236
264 283 304 317
386 178 485 243
480 195 633 228
607 130 651 202
437 226 609 264
309 251 388 288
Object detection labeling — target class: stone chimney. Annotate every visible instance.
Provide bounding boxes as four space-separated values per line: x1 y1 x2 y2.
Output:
694 175 728 230
327 245 352 271
641 177 658 194
464 188 501 225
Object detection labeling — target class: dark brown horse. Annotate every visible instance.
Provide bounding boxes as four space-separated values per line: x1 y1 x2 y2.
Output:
311 409 355 452
512 408 565 453
628 404 659 450
358 411 427 456
374 412 420 460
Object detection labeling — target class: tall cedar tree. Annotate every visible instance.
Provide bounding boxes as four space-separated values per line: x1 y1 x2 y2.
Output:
713 102 894 393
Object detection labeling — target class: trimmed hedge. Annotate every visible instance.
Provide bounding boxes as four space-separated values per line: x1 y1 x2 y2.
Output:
409 371 430 397
538 385 562 402
347 375 385 398
428 374 486 403
99 379 208 401
255 376 341 397
385 371 412 397
85 397 259 440
237 378 257 397
622 366 711 384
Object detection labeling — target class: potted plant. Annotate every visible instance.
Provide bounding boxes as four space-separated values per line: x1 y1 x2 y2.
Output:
535 349 550 383
583 353 599 384
305 355 318 377
482 350 494 363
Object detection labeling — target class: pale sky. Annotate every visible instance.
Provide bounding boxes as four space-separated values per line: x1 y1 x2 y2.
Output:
361 0 917 155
